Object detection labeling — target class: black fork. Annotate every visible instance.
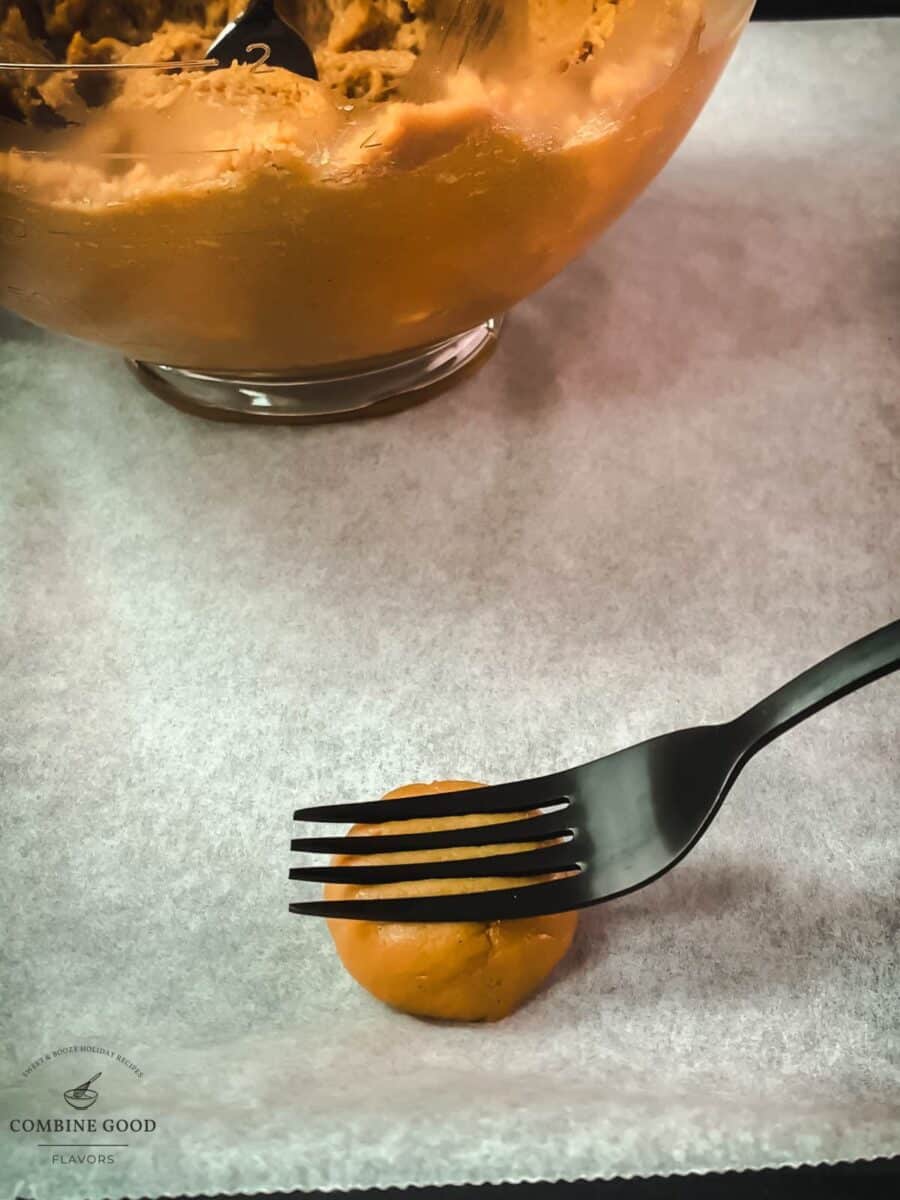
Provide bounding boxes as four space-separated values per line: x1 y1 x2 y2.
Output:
290 620 900 922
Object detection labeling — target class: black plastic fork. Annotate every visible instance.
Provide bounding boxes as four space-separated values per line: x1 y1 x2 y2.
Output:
290 620 899 922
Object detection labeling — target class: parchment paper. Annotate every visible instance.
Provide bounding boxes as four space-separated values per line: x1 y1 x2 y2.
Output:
1 18 899 1200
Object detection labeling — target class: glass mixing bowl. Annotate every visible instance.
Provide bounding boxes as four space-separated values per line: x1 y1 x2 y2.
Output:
0 1 754 422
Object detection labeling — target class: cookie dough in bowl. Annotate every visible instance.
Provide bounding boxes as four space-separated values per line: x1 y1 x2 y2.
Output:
0 2 754 420
325 782 579 1022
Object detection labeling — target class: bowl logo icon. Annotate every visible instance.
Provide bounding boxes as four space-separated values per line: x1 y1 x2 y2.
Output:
63 1071 101 1110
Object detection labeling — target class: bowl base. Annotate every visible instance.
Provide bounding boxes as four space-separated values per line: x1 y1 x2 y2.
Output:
129 318 503 425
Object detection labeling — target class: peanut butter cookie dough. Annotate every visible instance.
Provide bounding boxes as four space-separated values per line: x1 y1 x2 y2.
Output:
326 782 580 1022
0 3 747 371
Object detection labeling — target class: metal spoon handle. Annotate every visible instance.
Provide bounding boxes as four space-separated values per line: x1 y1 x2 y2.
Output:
208 0 318 80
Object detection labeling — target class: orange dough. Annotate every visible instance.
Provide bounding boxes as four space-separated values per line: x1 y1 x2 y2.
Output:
325 781 578 1022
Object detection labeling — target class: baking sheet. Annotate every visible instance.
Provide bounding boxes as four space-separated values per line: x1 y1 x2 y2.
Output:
1 17 899 1200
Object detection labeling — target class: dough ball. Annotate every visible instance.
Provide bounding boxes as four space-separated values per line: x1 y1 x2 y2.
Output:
326 781 578 1022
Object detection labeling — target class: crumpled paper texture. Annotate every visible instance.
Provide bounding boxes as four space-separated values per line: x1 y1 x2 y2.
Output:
1 17 899 1200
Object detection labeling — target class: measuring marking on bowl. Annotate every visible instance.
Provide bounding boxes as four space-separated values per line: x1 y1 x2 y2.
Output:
0 60 215 72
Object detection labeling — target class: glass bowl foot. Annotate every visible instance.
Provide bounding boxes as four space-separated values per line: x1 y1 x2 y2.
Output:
130 318 503 425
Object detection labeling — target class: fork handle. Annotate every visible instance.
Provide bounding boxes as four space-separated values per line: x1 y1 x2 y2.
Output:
733 619 900 757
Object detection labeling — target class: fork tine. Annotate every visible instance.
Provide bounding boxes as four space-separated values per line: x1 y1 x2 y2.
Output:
290 810 573 858
289 841 581 885
289 875 587 922
293 774 571 824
